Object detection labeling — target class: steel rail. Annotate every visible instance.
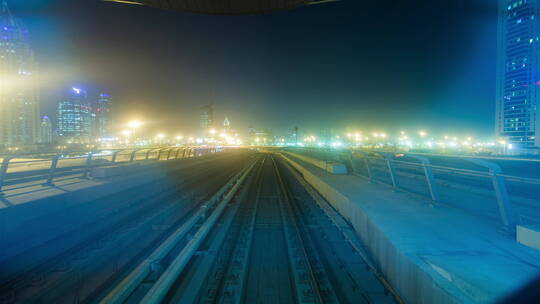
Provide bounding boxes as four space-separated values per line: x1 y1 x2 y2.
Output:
281 157 405 304
171 158 264 304
97 159 255 304
272 156 326 304
212 156 266 304
101 159 256 304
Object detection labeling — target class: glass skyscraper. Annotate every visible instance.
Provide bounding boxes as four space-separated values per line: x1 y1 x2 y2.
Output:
496 0 540 149
94 93 112 138
39 115 52 144
199 104 214 132
57 87 92 143
0 0 40 148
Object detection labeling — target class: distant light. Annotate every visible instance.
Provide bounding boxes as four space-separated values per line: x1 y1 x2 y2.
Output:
508 144 514 149
128 120 143 128
72 87 81 94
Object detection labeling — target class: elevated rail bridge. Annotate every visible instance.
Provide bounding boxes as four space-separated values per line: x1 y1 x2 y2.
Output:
0 147 539 303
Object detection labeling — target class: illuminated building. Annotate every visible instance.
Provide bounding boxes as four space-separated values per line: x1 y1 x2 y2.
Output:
199 104 214 132
496 0 540 149
0 1 40 148
223 116 230 132
39 116 52 144
107 0 331 15
94 93 112 137
57 87 92 143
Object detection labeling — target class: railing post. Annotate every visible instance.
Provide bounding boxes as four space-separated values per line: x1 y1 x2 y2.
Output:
145 149 154 160
464 158 515 231
175 148 181 159
46 154 60 185
380 152 398 188
82 152 94 178
355 150 372 180
130 149 139 163
408 154 439 203
157 149 164 160
111 150 121 163
166 149 172 160
0 156 14 192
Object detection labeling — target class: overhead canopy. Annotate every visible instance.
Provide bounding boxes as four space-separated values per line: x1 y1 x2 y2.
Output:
106 0 333 15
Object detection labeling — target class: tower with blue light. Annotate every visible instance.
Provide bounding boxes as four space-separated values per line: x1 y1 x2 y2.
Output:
0 0 40 148
57 87 92 143
496 0 540 151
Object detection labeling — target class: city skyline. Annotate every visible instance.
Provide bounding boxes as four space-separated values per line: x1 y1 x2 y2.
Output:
6 0 500 137
0 0 40 147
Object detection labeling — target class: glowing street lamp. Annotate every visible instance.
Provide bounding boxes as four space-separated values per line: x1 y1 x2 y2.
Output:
419 131 427 137
128 120 142 129
127 120 143 145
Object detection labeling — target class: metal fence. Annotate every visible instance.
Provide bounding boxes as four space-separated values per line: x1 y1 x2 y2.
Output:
286 147 540 232
0 146 222 193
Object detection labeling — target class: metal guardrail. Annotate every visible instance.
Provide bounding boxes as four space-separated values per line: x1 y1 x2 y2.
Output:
0 146 223 193
287 147 540 232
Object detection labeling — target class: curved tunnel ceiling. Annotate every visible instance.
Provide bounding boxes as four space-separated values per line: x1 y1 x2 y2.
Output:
105 0 335 15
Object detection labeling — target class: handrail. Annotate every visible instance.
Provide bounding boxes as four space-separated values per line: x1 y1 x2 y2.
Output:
0 146 218 194
288 147 540 233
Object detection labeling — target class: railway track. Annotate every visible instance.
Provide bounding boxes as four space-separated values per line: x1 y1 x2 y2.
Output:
93 154 400 304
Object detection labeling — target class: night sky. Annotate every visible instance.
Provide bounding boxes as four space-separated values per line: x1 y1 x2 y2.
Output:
9 0 498 137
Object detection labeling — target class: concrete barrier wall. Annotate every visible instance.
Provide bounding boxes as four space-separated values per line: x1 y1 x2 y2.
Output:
281 153 469 304
0 155 221 271
283 151 348 174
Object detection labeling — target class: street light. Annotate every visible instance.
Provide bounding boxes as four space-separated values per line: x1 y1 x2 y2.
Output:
128 120 143 145
128 120 142 129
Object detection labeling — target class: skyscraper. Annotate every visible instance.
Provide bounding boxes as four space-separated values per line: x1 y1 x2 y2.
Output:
223 116 230 133
39 116 52 144
199 104 214 132
496 0 540 149
94 93 112 138
0 1 40 148
57 87 92 143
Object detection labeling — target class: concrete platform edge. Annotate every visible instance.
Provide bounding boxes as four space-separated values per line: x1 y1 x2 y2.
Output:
280 153 473 304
